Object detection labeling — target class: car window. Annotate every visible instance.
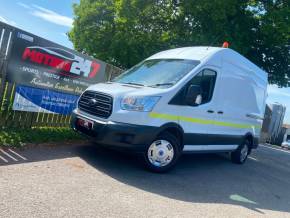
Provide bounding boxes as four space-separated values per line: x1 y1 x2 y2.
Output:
47 48 75 59
189 69 217 104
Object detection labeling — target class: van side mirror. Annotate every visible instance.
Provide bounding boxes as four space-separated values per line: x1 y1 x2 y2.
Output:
185 85 202 106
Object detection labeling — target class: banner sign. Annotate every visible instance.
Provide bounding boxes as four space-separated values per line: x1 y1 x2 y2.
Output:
6 28 107 94
13 85 79 115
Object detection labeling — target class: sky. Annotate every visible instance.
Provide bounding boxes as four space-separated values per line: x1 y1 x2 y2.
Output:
0 0 290 124
0 0 78 48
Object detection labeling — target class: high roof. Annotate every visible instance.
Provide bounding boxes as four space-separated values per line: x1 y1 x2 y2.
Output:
147 46 224 61
147 46 268 81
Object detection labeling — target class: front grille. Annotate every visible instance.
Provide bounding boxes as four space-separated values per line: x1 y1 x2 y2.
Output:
78 91 113 119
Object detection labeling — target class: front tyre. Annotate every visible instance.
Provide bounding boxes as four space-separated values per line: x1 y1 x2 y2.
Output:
231 139 250 164
143 132 181 173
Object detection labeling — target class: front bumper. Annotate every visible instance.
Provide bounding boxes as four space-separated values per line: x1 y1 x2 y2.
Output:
71 110 158 152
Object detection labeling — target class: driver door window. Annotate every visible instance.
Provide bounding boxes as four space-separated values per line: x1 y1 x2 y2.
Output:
177 68 218 136
189 69 217 105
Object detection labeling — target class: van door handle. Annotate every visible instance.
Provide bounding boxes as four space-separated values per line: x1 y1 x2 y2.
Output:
207 110 214 113
217 111 224 114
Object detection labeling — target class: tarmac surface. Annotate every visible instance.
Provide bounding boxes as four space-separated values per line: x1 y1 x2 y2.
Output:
1 143 290 218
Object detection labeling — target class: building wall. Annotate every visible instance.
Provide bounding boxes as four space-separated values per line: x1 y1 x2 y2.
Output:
260 103 287 145
260 104 272 143
268 103 286 145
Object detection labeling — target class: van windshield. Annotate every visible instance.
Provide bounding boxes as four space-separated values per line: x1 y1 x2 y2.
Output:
112 59 200 88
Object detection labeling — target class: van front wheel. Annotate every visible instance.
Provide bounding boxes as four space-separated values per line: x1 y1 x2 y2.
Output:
143 132 181 173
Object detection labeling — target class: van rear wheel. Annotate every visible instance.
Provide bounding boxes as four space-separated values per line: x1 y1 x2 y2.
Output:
143 132 181 173
231 139 250 164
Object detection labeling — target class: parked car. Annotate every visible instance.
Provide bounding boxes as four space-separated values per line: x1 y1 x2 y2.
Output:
281 140 290 149
71 46 268 172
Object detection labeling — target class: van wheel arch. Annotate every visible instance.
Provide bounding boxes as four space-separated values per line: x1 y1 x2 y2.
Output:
157 123 184 151
244 133 254 154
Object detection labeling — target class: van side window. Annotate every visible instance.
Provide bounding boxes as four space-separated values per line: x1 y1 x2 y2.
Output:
189 69 217 104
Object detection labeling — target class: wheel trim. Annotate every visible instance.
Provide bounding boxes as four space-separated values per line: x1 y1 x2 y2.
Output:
240 145 248 162
147 140 174 167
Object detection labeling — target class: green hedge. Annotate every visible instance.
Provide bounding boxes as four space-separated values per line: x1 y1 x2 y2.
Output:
0 127 84 147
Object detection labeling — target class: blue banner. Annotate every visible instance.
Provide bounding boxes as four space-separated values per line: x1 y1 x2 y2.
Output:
13 85 79 115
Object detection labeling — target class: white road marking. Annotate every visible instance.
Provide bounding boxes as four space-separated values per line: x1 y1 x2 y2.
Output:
248 156 258 161
8 149 27 160
0 149 18 161
230 194 257 204
0 155 8 163
260 144 290 155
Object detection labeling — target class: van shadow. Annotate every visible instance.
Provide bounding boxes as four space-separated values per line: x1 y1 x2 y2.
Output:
1 143 289 214
75 144 290 214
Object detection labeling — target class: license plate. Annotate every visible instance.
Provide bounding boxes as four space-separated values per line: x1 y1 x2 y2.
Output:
77 118 93 130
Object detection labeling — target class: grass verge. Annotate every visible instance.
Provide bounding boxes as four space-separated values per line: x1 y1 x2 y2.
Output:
0 127 84 147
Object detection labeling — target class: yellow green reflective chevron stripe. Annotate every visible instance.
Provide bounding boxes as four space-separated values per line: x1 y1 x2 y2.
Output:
149 112 261 129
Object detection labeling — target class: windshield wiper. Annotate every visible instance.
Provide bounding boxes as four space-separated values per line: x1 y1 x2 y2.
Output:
149 83 174 87
123 82 145 86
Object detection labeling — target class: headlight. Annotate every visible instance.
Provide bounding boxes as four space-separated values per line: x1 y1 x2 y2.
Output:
121 96 160 112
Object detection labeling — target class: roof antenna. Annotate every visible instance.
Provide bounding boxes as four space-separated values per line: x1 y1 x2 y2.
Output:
206 34 221 50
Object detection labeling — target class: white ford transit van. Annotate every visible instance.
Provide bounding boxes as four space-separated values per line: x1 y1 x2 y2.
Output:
71 46 268 172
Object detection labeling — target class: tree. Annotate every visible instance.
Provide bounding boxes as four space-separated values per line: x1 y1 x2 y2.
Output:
69 0 175 68
248 0 290 87
69 0 290 86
